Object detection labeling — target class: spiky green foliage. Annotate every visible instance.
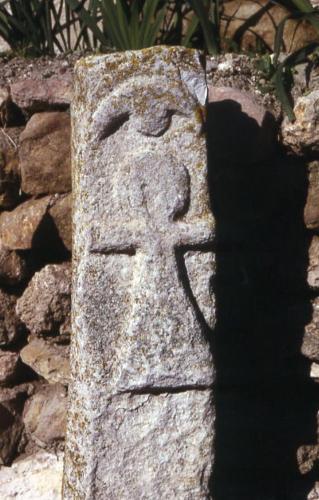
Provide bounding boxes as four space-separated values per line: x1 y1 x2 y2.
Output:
65 0 172 50
272 0 319 119
188 0 220 54
0 0 87 55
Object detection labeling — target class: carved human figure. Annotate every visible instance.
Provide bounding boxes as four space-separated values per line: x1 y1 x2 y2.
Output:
63 47 215 500
90 152 214 390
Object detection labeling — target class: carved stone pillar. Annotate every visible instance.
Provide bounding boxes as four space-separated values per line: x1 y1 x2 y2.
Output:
63 46 216 499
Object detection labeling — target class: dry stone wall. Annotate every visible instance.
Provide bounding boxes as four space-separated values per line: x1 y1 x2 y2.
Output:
0 56 74 497
0 51 317 498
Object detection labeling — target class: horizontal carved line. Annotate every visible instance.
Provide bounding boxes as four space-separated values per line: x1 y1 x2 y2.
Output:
119 384 213 396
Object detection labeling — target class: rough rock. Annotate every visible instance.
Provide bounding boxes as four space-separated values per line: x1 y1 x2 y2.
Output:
309 483 319 499
297 445 319 474
221 0 318 52
305 161 319 232
282 90 319 155
0 196 51 250
0 289 24 346
49 194 72 251
67 391 214 498
0 87 10 126
0 148 20 209
0 450 63 499
19 112 71 195
208 85 276 163
0 384 32 465
310 363 319 378
16 262 71 338
0 87 9 108
0 243 28 286
23 383 67 448
0 350 19 385
20 338 70 385
308 236 319 289
0 414 23 466
0 126 23 152
10 74 72 112
0 87 25 128
302 297 319 363
64 47 215 499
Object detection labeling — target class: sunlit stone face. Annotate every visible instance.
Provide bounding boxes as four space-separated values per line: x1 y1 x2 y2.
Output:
63 46 216 500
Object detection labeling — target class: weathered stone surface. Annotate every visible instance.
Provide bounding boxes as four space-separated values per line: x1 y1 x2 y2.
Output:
0 243 28 286
49 194 72 251
0 350 19 385
298 444 319 474
64 47 215 499
302 297 319 363
0 87 25 128
305 161 319 232
0 289 23 346
0 388 24 465
0 148 20 209
282 90 319 155
19 112 71 195
16 262 71 338
308 236 319 289
0 383 33 465
0 450 63 499
10 74 72 112
23 383 67 448
310 362 319 378
20 338 70 385
0 87 10 126
0 126 23 152
0 87 9 108
208 85 276 163
68 391 213 499
309 483 319 499
0 414 23 466
0 196 51 250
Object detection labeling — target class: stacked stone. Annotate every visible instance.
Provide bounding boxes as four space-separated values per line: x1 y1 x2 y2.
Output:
0 52 317 499
281 92 319 375
206 60 319 499
0 72 72 476
281 93 319 498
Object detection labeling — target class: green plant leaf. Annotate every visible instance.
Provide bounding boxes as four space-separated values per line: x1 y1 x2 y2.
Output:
188 0 219 54
273 41 319 120
182 13 199 47
66 0 108 46
114 0 131 49
100 0 128 49
143 2 168 47
140 0 163 47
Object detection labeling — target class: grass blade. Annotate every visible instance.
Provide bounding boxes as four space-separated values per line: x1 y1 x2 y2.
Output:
66 0 108 46
188 0 219 55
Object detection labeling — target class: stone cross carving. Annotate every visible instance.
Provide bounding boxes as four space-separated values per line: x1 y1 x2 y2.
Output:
63 47 216 499
90 152 214 391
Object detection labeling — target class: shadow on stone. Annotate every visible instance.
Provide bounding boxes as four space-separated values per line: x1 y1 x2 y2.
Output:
206 99 319 499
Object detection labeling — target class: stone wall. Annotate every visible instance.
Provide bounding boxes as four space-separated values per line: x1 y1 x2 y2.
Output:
206 56 319 499
0 53 317 498
0 56 74 497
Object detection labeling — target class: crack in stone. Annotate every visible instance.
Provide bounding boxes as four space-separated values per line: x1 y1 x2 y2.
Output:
119 384 213 396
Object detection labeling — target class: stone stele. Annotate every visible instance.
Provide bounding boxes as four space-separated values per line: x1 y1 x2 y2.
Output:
63 46 216 500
